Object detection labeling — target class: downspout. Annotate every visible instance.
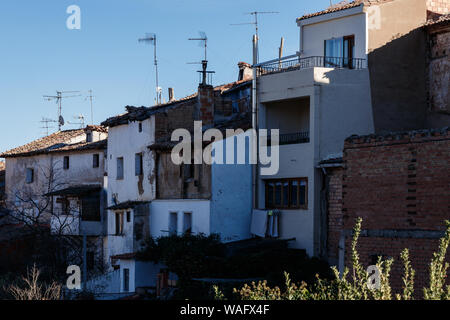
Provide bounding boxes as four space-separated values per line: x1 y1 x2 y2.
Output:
252 34 259 210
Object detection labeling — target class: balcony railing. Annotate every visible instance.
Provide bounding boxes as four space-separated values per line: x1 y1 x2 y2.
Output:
267 131 310 145
256 55 366 76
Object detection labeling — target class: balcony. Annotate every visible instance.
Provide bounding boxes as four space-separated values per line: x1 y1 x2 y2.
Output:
256 55 367 76
267 131 310 146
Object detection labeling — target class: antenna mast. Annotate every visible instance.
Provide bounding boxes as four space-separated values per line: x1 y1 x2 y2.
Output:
231 11 279 63
86 90 94 125
188 32 215 86
43 91 81 131
139 33 161 105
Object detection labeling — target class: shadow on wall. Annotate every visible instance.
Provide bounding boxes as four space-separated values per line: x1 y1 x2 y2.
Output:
368 27 429 132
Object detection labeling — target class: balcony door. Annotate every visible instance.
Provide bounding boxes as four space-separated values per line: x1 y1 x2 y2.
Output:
324 35 355 68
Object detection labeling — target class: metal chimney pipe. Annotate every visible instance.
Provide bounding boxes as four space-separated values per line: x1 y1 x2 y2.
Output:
168 88 175 102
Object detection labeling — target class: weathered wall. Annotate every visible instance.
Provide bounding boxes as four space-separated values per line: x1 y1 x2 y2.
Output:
154 100 196 142
366 0 429 132
341 128 450 295
326 167 343 267
426 22 450 127
426 0 450 19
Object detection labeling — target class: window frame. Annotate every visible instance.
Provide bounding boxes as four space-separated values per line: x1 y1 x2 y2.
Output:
115 211 124 235
93 154 100 168
135 153 143 176
324 34 355 68
116 157 124 180
265 177 308 210
26 168 34 184
63 156 70 170
123 268 130 292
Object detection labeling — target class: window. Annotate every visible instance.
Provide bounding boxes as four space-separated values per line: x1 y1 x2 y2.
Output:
138 122 143 132
26 168 34 184
126 211 131 223
63 156 70 170
87 251 95 271
60 197 71 215
169 212 178 235
81 194 101 221
183 164 194 180
135 153 143 176
183 212 192 235
86 132 93 143
93 154 100 168
117 157 124 180
115 212 124 235
265 178 308 209
324 35 355 68
123 268 130 292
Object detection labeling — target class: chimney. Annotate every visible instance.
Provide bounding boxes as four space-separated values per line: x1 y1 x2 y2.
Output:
197 84 215 127
238 62 253 81
168 88 175 102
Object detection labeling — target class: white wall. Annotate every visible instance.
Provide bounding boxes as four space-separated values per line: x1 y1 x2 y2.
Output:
106 117 155 205
300 10 367 59
118 259 135 293
150 200 211 238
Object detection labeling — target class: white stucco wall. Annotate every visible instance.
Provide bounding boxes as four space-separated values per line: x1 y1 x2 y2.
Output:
106 117 155 205
150 200 211 238
299 8 367 59
210 132 253 243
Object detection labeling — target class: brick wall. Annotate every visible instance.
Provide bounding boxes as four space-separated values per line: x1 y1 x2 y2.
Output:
327 167 344 266
340 128 450 296
198 85 215 126
426 0 450 19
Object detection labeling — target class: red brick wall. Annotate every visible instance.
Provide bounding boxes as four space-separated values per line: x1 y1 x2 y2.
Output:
327 167 344 266
341 128 450 297
426 0 450 19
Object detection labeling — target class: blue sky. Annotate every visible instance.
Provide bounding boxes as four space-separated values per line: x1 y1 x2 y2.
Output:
0 0 331 153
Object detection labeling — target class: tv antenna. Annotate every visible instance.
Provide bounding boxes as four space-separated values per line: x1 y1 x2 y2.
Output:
86 90 94 125
188 32 215 85
67 114 86 128
40 117 57 136
43 91 81 131
139 33 161 105
231 11 279 63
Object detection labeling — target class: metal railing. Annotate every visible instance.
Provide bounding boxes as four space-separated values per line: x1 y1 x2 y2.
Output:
256 56 366 76
267 131 310 145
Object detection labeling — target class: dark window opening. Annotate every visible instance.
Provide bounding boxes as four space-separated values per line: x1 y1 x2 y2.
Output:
126 211 131 223
87 251 95 271
26 168 34 184
81 193 101 221
183 212 192 235
117 157 124 180
265 178 308 209
123 268 130 292
135 153 143 176
138 122 143 132
93 154 100 168
86 132 93 143
63 156 70 170
115 212 124 235
169 212 177 235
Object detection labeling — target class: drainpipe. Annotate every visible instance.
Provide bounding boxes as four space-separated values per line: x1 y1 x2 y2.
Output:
252 34 259 210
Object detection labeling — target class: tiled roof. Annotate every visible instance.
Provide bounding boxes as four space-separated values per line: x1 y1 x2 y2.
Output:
345 127 450 144
102 80 252 128
296 0 394 22
107 200 151 211
0 126 107 158
425 14 450 27
45 184 102 197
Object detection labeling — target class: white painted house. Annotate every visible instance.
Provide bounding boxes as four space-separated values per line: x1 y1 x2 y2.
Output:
252 0 428 259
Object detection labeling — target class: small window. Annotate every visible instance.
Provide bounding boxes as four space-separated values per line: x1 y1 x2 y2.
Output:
183 212 192 235
126 211 131 223
93 154 100 168
169 212 178 235
63 156 70 170
265 178 308 209
86 132 93 143
183 164 194 180
26 168 34 184
123 268 130 292
87 251 95 271
115 212 124 235
135 153 143 176
117 157 124 180
138 122 143 132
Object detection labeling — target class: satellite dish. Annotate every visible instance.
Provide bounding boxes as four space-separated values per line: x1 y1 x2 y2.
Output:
59 116 65 127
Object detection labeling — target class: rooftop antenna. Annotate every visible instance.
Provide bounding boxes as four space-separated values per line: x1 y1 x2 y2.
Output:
40 117 57 136
139 33 161 105
67 114 86 129
231 11 279 63
86 90 94 125
188 32 215 86
43 91 81 131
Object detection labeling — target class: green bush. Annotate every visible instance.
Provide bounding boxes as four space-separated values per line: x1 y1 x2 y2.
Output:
222 219 450 301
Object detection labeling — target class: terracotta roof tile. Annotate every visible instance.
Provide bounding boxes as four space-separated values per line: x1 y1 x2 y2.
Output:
0 126 107 158
296 0 394 22
102 80 252 128
425 14 450 27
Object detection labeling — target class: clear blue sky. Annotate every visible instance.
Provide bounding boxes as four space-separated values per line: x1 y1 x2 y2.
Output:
0 0 331 153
